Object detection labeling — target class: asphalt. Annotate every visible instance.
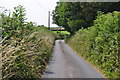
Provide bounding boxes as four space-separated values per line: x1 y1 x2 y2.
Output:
43 40 105 78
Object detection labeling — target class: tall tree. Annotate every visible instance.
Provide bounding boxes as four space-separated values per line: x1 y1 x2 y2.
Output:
52 2 120 34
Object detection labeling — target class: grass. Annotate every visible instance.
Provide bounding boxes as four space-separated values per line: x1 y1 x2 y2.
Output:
52 31 70 35
52 31 70 39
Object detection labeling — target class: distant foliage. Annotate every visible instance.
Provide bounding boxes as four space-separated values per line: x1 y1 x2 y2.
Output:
0 5 55 79
52 2 120 34
67 11 120 78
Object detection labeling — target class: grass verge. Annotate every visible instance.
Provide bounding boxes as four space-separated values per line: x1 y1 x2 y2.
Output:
66 11 119 79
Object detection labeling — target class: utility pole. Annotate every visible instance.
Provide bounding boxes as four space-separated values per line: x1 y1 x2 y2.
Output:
48 11 50 30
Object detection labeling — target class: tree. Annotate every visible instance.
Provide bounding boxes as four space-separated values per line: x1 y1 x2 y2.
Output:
52 2 120 35
0 5 27 38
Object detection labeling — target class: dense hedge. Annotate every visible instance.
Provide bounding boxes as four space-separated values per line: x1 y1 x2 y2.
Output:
1 28 55 79
67 11 120 78
0 6 55 79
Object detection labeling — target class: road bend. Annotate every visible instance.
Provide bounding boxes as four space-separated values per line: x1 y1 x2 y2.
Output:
43 40 105 78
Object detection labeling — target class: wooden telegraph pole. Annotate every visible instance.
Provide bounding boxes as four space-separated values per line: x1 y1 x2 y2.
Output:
48 11 50 30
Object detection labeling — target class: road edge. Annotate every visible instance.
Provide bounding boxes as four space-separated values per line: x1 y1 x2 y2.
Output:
66 43 107 79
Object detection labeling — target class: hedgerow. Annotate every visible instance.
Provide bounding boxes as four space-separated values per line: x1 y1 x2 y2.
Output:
67 11 120 78
0 5 55 79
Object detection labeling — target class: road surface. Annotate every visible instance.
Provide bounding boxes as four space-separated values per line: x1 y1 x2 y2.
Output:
43 40 105 78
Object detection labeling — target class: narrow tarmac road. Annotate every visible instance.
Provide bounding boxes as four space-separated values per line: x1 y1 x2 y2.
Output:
43 40 105 78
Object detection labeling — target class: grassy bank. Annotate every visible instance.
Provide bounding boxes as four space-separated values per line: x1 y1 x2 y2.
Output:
67 11 120 78
52 31 70 39
52 31 70 35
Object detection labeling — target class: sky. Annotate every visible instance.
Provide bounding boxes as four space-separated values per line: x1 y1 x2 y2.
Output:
0 0 59 27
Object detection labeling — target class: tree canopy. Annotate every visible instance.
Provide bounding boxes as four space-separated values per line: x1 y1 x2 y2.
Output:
52 2 120 34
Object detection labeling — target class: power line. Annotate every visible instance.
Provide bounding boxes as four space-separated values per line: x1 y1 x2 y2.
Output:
34 0 48 12
34 0 51 28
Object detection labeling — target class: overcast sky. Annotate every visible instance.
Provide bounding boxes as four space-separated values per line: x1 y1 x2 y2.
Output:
0 0 59 27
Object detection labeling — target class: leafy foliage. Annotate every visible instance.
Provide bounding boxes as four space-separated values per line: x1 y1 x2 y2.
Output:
52 2 120 34
67 11 120 78
52 31 70 39
0 5 27 38
0 5 55 79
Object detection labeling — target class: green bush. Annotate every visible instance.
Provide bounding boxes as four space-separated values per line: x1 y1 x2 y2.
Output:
0 6 55 79
67 11 120 78
1 28 55 79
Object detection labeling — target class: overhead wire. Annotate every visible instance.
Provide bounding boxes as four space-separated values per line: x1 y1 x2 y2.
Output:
34 0 52 27
34 0 48 12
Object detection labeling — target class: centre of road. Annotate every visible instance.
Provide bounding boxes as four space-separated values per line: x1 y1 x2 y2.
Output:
43 40 106 79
